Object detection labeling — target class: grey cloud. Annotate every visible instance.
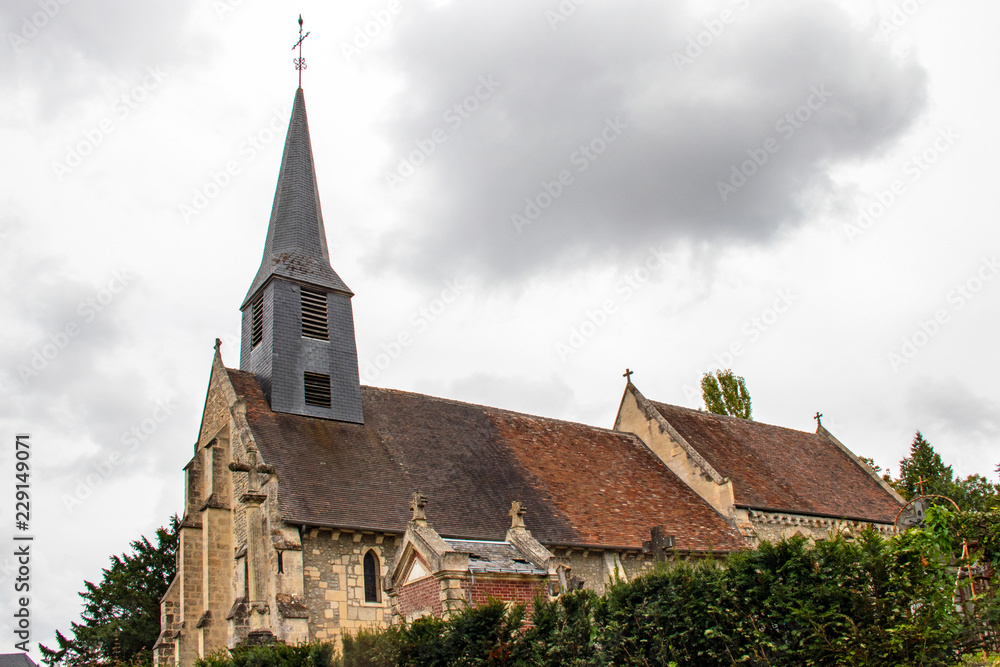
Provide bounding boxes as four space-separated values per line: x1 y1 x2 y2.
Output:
365 0 927 284
905 379 999 474
2 0 202 120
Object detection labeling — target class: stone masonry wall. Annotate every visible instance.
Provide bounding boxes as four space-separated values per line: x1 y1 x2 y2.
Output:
744 508 896 544
301 529 400 646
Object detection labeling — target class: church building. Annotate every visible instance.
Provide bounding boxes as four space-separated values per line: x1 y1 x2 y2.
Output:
153 86 904 665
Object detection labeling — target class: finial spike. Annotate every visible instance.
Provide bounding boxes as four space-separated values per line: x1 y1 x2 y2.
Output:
292 15 311 88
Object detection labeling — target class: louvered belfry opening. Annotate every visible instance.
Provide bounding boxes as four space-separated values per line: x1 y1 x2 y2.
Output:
239 88 364 423
300 287 329 340
303 371 332 408
250 294 264 348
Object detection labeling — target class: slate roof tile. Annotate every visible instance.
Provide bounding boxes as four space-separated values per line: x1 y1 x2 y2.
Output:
227 369 743 552
650 401 901 523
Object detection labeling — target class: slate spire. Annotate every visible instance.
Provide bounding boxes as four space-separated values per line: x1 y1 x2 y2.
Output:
242 87 351 308
239 87 363 424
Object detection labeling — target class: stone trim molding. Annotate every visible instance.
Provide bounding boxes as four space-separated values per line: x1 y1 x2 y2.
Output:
745 508 896 537
617 382 726 485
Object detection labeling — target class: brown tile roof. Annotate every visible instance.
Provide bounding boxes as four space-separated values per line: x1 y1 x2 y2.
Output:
227 370 742 552
649 402 902 523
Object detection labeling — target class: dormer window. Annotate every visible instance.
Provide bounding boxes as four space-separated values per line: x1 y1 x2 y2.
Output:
301 288 329 340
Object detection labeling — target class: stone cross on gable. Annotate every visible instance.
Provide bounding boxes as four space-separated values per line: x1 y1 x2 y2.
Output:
641 525 676 562
410 492 428 525
509 501 527 529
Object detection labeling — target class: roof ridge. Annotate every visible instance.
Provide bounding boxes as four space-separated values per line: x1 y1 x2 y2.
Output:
650 399 820 437
361 384 628 435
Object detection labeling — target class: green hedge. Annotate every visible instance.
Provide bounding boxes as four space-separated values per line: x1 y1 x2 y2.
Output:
199 507 999 667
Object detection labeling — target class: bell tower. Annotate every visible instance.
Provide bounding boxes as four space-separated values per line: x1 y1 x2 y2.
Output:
239 87 363 423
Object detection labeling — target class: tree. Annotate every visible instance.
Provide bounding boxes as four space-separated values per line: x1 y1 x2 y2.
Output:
701 369 753 420
950 473 1000 513
893 431 954 501
41 517 179 667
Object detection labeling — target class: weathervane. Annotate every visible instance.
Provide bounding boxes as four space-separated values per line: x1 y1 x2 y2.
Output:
292 14 311 88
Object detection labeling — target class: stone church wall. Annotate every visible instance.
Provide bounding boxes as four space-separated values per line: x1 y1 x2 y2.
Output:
300 528 400 644
743 508 896 544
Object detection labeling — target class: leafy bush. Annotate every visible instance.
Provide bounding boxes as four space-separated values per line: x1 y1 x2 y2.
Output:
199 509 999 666
197 642 336 667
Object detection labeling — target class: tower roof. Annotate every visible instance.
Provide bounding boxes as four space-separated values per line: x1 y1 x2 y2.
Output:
242 88 352 308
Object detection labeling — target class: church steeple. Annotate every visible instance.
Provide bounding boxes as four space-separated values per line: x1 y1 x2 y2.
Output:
242 88 352 307
239 87 364 424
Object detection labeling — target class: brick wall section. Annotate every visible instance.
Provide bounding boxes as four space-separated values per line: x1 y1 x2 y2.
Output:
397 575 443 619
467 576 546 613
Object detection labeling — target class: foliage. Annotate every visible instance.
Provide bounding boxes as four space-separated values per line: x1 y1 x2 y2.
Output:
700 369 753 420
340 600 525 666
886 432 999 513
197 642 337 667
894 431 956 500
520 590 598 666
324 512 997 666
40 516 180 667
952 474 1000 514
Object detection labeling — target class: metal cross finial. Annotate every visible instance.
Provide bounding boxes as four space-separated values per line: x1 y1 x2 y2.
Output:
292 14 311 88
814 411 823 427
917 477 928 496
623 368 634 382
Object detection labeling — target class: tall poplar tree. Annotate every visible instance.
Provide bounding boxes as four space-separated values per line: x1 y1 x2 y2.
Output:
701 369 753 420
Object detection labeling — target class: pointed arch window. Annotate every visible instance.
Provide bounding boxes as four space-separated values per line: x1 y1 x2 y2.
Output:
363 550 380 603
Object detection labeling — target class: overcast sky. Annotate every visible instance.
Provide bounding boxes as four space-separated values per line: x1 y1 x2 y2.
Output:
2 0 998 657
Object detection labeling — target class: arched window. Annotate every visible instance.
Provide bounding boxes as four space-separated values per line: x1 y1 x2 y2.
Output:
363 550 380 603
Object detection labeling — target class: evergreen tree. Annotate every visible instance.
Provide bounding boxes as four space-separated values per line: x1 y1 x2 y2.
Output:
894 431 954 501
701 369 753 420
40 517 179 667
